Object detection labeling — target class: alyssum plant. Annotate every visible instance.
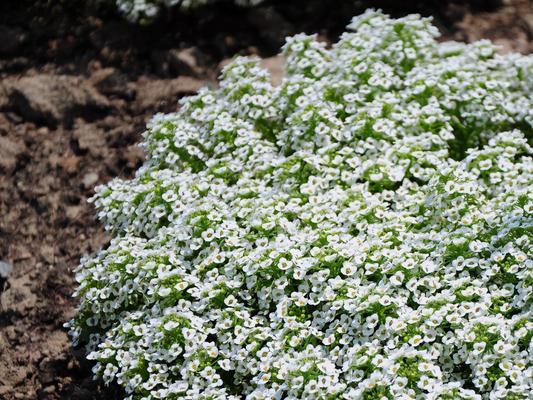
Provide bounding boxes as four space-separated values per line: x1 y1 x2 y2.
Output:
68 10 533 400
115 0 263 22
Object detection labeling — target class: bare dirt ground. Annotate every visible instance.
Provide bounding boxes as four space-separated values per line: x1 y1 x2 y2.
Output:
0 0 531 399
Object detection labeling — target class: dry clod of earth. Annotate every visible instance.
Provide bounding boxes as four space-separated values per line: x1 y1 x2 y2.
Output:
73 120 108 158
89 67 135 100
0 75 110 126
151 47 206 77
134 76 206 111
0 136 25 174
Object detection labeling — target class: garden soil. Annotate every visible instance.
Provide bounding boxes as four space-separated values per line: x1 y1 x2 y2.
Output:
0 0 531 399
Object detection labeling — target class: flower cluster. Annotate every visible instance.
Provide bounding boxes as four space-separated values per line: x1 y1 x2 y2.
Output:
68 10 533 400
116 0 263 22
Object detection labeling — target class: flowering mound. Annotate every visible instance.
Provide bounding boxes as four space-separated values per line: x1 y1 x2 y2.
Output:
69 11 533 400
116 0 263 22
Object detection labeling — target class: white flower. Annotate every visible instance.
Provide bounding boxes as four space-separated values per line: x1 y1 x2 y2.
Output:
473 342 486 355
258 373 270 385
224 295 238 307
390 272 405 286
278 257 292 271
341 262 356 276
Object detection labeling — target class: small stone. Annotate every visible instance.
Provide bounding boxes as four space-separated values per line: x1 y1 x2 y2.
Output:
82 172 99 189
42 385 55 395
0 261 13 279
41 245 55 264
66 206 83 221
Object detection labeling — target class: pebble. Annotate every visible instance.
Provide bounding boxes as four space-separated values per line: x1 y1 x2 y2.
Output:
82 172 99 189
0 260 13 278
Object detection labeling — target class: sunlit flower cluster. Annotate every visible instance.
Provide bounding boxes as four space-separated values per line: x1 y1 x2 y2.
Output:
116 0 263 22
68 11 533 400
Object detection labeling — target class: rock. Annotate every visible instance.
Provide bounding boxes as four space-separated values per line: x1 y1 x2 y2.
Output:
0 25 28 55
0 260 13 296
0 136 25 174
66 206 83 221
134 76 205 111
82 172 99 189
36 126 49 135
260 55 284 86
1 75 110 126
0 261 12 279
40 385 56 395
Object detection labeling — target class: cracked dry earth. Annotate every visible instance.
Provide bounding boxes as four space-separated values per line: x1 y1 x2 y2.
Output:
0 0 531 399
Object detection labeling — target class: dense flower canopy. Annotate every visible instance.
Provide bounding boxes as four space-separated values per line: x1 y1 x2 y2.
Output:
69 11 533 400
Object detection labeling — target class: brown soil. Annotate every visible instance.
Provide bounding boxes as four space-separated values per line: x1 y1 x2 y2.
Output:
0 0 531 399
